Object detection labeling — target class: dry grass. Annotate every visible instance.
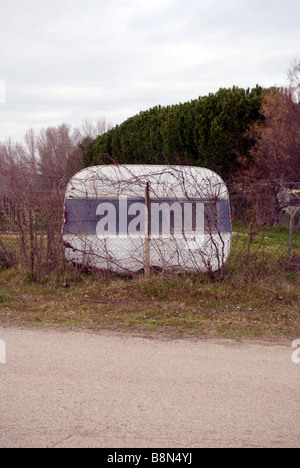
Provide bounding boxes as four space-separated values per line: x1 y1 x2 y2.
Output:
0 221 299 339
0 266 299 339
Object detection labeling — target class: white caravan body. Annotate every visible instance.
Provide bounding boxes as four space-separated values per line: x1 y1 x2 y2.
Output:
63 165 231 273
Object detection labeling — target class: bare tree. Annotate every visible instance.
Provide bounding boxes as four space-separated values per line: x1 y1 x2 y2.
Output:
37 123 74 184
0 117 113 278
75 118 112 141
288 59 300 103
247 88 300 183
24 129 38 172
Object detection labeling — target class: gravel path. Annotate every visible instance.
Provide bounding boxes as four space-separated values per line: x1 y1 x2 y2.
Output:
0 326 299 448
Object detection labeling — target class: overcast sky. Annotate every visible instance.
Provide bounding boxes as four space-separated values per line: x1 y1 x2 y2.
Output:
0 0 299 142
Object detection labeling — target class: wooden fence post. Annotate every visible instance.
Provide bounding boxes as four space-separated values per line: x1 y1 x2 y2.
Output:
144 182 150 278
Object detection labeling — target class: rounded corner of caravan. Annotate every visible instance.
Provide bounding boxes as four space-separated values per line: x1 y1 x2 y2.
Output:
63 165 232 274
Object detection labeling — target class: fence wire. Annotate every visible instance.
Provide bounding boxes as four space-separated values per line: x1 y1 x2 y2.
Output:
0 168 299 281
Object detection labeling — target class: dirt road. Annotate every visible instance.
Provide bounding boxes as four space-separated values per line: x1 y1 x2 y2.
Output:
0 326 299 448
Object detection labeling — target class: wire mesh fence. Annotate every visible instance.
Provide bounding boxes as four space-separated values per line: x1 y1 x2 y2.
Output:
228 182 300 279
0 165 299 282
0 170 66 281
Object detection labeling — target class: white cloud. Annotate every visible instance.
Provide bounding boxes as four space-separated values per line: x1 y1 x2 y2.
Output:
0 0 299 141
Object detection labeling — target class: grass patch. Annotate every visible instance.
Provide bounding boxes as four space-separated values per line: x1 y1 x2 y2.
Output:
0 222 299 339
0 266 299 339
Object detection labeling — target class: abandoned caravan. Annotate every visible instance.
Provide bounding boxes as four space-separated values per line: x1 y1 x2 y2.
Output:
63 165 232 274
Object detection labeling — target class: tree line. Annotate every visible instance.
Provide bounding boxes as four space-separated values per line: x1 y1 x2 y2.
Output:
0 119 111 190
84 85 267 181
1 60 299 190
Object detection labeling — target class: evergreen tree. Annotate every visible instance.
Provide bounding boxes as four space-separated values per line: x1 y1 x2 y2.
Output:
84 86 267 180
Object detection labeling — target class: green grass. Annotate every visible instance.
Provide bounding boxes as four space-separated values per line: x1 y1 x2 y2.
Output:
232 221 300 252
0 266 299 339
0 223 299 339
